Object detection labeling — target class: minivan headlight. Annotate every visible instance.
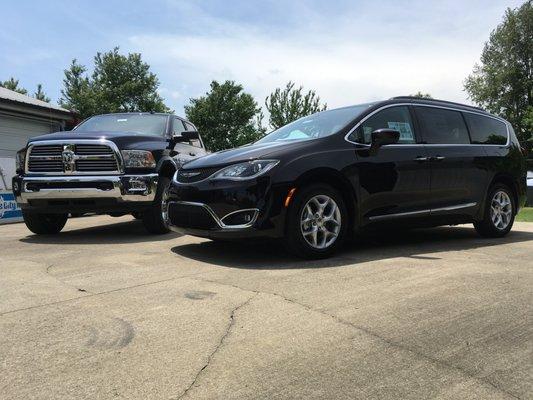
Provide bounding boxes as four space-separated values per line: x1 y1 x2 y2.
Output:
121 150 156 168
211 160 279 180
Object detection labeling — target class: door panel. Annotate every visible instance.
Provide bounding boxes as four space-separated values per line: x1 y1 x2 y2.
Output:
356 145 431 220
414 106 488 214
425 145 488 211
348 105 431 221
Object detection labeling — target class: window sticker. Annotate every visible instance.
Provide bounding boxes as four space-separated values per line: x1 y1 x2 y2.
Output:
117 118 128 122
388 122 414 141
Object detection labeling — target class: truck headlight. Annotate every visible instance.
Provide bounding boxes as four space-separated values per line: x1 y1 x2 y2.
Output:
16 149 26 172
211 160 279 180
121 150 156 168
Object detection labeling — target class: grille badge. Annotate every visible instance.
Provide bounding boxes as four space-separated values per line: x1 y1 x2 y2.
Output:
62 144 76 173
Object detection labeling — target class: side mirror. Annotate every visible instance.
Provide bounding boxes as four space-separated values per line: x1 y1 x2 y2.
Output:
370 129 400 152
168 130 200 148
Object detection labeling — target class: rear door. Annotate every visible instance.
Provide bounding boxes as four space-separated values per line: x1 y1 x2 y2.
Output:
414 106 487 215
348 105 431 221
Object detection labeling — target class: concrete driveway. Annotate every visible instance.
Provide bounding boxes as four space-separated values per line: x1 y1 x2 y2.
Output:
0 215 531 400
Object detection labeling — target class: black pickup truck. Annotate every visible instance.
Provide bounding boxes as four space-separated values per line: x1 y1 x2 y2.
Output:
12 112 207 234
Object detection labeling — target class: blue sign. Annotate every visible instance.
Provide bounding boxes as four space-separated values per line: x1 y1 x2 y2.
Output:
0 191 22 222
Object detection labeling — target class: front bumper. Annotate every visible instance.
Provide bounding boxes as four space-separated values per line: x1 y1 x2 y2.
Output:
13 174 158 210
166 177 289 239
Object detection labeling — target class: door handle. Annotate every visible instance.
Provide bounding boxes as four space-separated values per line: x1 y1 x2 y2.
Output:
189 152 196 156
413 156 428 162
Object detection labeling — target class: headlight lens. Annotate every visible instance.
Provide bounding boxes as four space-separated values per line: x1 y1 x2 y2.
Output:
16 149 26 171
211 160 279 180
121 150 156 168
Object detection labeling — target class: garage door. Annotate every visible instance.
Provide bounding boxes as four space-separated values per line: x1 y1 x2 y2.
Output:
0 114 61 159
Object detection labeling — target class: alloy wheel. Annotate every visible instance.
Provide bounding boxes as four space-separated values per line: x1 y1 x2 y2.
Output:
490 190 512 230
300 195 341 249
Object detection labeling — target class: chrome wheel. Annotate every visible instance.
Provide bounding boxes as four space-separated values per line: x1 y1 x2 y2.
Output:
300 195 341 249
490 190 512 230
161 188 170 227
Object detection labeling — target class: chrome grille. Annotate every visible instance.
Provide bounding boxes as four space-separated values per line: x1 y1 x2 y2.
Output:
27 142 120 174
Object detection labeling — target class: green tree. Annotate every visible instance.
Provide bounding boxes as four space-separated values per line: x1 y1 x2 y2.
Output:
185 80 265 151
464 1 532 142
0 77 28 95
410 91 433 99
60 48 170 119
34 84 50 102
265 81 327 129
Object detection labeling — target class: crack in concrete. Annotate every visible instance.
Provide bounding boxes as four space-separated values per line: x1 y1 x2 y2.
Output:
175 293 257 400
192 277 521 400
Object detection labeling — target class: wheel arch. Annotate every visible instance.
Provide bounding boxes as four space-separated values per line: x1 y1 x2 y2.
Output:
158 159 177 179
293 167 358 231
488 173 519 215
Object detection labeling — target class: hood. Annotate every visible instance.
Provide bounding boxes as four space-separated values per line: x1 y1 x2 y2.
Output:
183 140 313 169
27 130 167 149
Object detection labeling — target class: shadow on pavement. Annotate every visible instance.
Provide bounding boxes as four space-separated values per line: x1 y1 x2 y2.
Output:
171 226 533 270
20 218 181 245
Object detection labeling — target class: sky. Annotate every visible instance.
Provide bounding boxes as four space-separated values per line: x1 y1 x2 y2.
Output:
0 0 525 115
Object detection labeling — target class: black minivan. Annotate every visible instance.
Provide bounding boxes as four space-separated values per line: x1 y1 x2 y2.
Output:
166 97 527 258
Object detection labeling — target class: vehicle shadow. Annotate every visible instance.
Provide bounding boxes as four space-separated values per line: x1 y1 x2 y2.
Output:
19 218 181 245
171 226 533 270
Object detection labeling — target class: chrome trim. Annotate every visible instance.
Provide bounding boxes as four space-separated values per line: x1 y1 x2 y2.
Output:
431 202 477 212
368 209 430 221
16 174 158 204
167 200 259 230
368 202 477 221
344 103 510 147
24 139 124 175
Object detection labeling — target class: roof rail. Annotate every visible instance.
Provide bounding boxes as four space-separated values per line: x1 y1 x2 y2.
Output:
391 96 486 112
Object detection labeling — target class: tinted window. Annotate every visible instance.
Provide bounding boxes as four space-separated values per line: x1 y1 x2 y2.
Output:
464 113 507 145
350 106 415 144
416 107 470 144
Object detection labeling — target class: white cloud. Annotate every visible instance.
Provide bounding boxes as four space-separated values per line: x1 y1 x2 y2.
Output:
128 0 522 114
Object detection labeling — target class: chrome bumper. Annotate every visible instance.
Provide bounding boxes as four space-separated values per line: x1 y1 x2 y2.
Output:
14 174 158 204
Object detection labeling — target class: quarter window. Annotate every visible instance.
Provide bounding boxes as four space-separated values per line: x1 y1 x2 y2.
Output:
416 107 470 144
464 113 507 145
350 106 416 144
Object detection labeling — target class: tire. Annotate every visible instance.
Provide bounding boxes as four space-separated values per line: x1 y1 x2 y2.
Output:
284 184 348 259
474 183 515 238
142 176 172 234
22 211 68 234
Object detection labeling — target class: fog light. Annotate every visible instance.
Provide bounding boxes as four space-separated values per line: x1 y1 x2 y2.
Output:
221 209 258 226
13 182 20 192
127 179 148 193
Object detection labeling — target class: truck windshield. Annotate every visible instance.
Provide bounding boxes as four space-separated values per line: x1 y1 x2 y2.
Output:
256 103 375 144
74 114 168 136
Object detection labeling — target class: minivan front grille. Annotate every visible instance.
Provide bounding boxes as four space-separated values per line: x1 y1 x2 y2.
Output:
27 142 120 174
176 167 220 183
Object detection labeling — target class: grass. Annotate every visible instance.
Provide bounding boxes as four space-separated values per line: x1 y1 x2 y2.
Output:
516 207 533 222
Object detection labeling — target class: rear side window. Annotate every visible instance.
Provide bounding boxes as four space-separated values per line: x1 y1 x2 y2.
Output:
351 106 416 144
464 113 508 145
416 107 470 144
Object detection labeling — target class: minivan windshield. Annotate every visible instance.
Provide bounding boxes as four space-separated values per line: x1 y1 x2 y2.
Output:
74 114 168 136
256 103 375 144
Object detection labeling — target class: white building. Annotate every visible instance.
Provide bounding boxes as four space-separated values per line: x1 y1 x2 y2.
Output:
0 87 74 222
